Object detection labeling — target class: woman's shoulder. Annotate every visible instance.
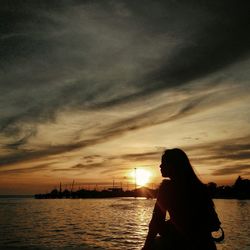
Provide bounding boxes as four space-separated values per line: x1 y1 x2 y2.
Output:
159 179 173 192
157 179 174 203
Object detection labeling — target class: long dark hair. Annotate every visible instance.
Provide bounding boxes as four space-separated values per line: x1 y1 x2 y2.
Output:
162 148 204 188
162 148 215 213
162 149 217 236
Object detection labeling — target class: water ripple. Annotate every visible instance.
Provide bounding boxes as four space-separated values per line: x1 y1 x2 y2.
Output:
0 198 249 249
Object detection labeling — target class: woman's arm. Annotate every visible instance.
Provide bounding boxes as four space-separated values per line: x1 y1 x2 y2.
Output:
142 202 166 249
142 182 168 249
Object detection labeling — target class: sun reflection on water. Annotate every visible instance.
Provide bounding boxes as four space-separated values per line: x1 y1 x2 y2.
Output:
0 198 249 250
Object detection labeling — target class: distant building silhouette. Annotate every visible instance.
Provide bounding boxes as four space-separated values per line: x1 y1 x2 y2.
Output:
34 176 250 200
207 176 250 199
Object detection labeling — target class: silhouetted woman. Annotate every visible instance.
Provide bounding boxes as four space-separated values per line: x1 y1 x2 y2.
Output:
142 148 218 250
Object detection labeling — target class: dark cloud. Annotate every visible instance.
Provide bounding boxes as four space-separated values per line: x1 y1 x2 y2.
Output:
52 151 160 174
71 162 105 170
5 128 37 150
212 164 250 176
184 135 250 177
51 151 160 174
1 0 249 132
0 1 249 172
144 1 250 90
0 90 247 168
81 155 102 164
188 136 250 161
71 162 126 176
0 94 207 167
96 90 235 140
90 1 250 107
0 163 49 175
0 139 104 167
115 151 161 162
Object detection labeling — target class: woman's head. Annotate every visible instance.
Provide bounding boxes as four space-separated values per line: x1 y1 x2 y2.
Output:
160 148 201 184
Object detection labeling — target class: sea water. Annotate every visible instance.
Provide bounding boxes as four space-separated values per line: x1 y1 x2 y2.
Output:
0 198 249 250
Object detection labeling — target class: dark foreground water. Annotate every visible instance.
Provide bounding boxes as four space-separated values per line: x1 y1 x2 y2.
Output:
0 198 249 250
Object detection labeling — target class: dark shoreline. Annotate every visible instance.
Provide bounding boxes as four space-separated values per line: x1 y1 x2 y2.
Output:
1 176 249 200
34 176 250 200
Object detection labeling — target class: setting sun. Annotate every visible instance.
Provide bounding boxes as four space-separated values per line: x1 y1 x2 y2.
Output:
131 168 151 187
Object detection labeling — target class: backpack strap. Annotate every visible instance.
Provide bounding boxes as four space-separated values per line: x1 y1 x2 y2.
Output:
212 227 224 242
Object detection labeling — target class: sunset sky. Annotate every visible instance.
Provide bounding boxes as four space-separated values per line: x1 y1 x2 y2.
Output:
0 1 249 194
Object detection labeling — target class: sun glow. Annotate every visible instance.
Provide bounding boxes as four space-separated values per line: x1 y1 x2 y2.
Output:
132 168 151 187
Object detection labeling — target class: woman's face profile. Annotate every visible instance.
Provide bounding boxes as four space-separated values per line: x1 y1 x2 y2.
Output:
160 157 168 177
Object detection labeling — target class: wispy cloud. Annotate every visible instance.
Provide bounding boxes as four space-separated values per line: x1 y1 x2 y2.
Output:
0 87 249 169
212 164 250 176
184 136 250 177
1 1 249 131
118 151 161 162
0 163 49 175
0 1 249 192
